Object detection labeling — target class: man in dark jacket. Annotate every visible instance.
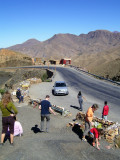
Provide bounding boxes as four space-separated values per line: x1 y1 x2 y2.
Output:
39 95 56 132
16 88 24 103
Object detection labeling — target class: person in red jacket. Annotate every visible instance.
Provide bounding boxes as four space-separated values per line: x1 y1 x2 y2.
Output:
102 101 109 120
89 128 104 150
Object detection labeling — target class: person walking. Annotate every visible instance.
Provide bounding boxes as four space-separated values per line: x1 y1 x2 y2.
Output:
77 91 86 111
102 101 109 120
39 95 56 132
0 91 18 146
82 104 99 141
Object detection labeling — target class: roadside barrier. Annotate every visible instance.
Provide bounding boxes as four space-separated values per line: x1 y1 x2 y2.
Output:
69 65 120 86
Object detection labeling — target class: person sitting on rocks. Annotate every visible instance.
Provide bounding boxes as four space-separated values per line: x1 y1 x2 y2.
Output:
16 88 24 103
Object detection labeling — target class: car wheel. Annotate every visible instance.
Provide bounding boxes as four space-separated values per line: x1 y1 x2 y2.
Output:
52 89 55 95
66 92 69 95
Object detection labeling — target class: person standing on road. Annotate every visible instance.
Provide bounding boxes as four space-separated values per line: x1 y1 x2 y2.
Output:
39 95 56 132
102 101 109 120
77 91 86 111
82 104 99 141
0 91 18 146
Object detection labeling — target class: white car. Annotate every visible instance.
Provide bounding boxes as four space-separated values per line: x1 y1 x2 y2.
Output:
53 81 69 95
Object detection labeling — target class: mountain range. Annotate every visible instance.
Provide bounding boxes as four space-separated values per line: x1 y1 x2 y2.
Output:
8 30 120 59
6 30 120 81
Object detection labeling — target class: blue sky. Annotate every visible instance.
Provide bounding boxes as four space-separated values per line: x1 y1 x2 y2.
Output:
0 0 120 48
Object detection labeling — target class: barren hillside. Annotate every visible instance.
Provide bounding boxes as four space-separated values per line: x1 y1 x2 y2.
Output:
8 30 120 59
72 46 120 80
0 49 32 67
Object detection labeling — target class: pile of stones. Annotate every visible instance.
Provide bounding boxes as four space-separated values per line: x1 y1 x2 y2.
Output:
69 111 120 148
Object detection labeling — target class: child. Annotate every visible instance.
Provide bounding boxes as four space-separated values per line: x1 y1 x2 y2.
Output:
89 128 104 150
7 116 23 137
102 101 109 120
14 116 23 136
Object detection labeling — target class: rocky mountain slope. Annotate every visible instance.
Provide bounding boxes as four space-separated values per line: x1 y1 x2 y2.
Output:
6 30 120 81
0 68 49 89
72 46 120 80
8 30 120 59
0 49 32 67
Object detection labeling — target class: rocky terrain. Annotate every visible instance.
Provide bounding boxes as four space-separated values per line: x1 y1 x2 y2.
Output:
0 49 32 67
72 46 120 81
0 68 52 89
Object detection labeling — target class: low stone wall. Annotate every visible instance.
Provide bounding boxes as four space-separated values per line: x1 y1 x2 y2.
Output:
71 111 120 148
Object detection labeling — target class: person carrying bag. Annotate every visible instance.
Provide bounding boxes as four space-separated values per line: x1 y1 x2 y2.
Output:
0 91 18 146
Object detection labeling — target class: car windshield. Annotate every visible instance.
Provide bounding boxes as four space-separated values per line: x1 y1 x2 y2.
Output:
55 83 66 87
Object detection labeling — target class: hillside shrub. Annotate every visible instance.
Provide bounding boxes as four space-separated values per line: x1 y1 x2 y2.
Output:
0 89 5 95
41 72 48 82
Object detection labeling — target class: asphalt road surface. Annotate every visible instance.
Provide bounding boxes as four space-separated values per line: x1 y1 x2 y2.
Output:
55 67 120 122
0 66 120 160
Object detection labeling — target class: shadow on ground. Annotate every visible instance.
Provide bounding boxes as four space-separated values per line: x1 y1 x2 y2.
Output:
31 124 41 133
70 105 81 111
72 124 93 146
72 124 83 140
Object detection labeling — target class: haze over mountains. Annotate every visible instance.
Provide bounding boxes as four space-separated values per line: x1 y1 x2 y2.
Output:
5 30 120 81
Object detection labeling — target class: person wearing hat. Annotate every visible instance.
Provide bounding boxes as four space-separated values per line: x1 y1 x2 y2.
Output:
16 88 24 103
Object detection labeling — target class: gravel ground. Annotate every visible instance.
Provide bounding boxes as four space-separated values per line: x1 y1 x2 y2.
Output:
0 70 120 160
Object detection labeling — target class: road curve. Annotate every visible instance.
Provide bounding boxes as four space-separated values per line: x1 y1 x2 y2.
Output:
56 67 120 104
54 66 120 122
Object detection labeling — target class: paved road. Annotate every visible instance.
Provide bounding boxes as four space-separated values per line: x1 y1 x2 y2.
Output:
28 65 120 121
0 66 120 160
56 67 120 102
52 66 120 122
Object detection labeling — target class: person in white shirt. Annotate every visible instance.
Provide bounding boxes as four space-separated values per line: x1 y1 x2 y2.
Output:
14 116 23 136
